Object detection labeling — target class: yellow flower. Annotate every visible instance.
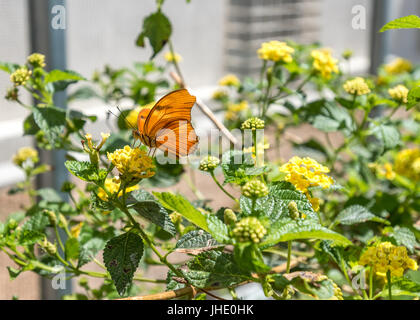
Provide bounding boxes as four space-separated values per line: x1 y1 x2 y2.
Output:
224 101 249 121
388 85 409 104
359 242 418 279
279 156 333 193
212 89 228 100
10 67 32 86
164 51 182 63
343 77 371 95
257 41 294 63
12 147 39 166
70 222 84 239
97 177 139 201
219 74 240 87
125 102 155 128
27 53 46 68
311 49 339 79
384 57 412 75
107 145 155 181
394 148 420 182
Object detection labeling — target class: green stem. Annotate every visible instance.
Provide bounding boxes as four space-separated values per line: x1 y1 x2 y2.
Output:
54 225 65 253
369 267 374 299
169 40 185 87
387 271 392 300
286 241 292 273
210 171 238 202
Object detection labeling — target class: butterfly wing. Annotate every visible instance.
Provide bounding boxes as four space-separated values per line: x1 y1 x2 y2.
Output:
139 89 199 157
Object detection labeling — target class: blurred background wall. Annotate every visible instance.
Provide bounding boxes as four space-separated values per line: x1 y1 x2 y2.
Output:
0 0 419 299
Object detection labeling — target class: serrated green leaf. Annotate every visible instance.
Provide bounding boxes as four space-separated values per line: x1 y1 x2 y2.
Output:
185 250 253 288
0 62 20 74
388 227 419 253
240 181 317 222
32 106 66 145
176 230 218 249
333 205 390 226
309 101 354 133
206 215 230 243
371 123 400 151
18 211 50 245
153 192 208 232
45 69 85 91
380 15 420 32
65 237 80 261
262 218 351 247
78 238 105 268
135 11 172 59
64 160 107 183
407 86 420 110
103 232 144 296
37 188 62 202
221 150 255 185
130 199 176 236
382 277 420 298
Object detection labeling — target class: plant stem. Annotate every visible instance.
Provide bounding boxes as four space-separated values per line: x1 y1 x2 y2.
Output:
387 271 392 300
210 171 238 202
369 266 374 299
286 241 292 273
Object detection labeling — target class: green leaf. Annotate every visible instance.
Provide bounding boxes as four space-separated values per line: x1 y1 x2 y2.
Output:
240 181 317 222
206 215 230 243
130 194 176 236
135 11 172 59
7 266 23 280
333 205 390 226
221 150 255 185
380 15 420 32
32 106 66 145
64 160 107 183
65 237 80 261
103 232 144 296
18 211 50 245
388 227 419 253
23 114 40 136
37 188 63 202
407 86 420 110
184 250 252 288
176 230 219 249
383 277 420 298
371 123 400 151
0 62 20 74
234 243 271 273
262 218 351 247
78 238 105 268
45 70 85 91
153 192 208 232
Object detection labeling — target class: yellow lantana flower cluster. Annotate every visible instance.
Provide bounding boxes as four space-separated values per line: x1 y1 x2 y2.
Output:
343 77 371 95
384 57 412 75
369 163 395 180
126 102 155 128
107 146 155 181
12 147 39 166
311 49 339 79
394 148 420 182
388 84 409 104
97 177 139 201
164 52 182 63
359 242 418 278
280 157 333 211
219 74 240 87
225 101 249 120
257 41 294 63
10 67 32 86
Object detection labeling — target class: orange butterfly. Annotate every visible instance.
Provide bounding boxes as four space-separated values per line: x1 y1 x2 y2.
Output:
133 89 199 158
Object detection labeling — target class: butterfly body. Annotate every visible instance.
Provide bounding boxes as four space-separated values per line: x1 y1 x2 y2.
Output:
134 89 199 158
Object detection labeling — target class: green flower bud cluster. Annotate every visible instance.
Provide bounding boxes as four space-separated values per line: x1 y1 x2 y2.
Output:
241 117 265 130
232 217 267 243
45 210 57 226
27 53 46 68
280 285 295 299
39 238 57 256
5 87 18 101
7 219 18 231
170 212 182 225
288 201 299 220
223 209 237 225
10 67 32 86
241 180 268 199
199 156 220 172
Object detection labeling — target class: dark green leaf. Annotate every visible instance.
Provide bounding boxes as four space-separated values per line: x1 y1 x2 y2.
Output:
136 11 172 59
65 160 107 183
333 205 390 226
176 230 218 249
32 106 66 145
388 227 419 253
103 232 144 296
